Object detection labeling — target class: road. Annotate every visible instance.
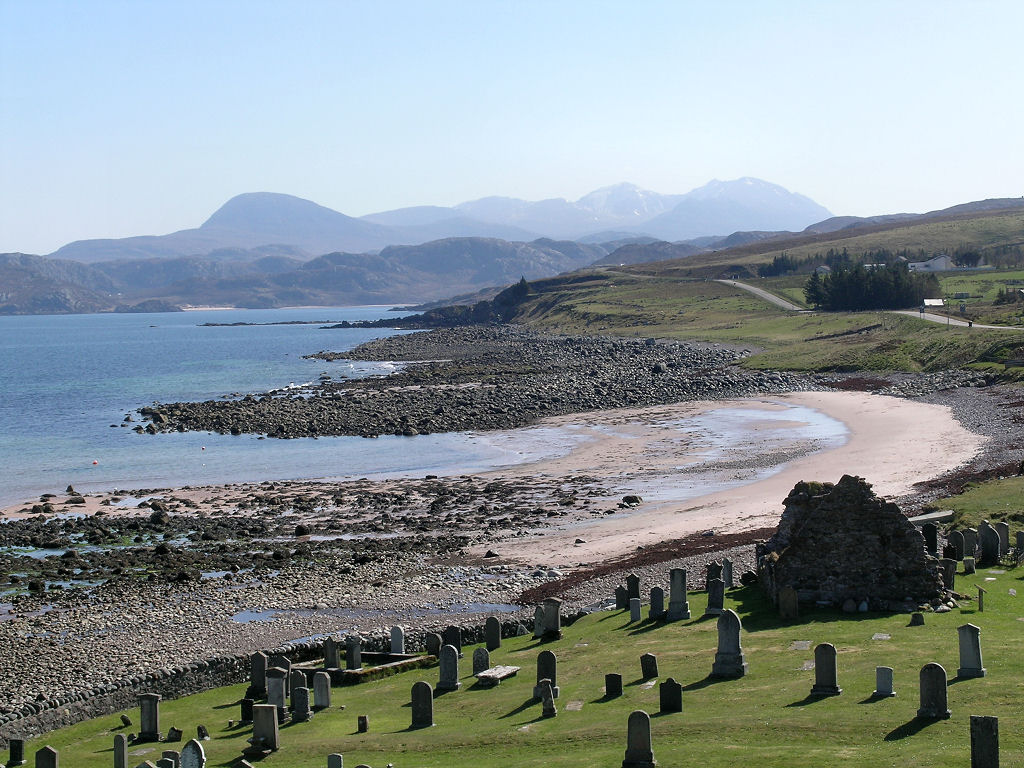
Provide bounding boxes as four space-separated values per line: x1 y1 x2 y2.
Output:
714 279 805 311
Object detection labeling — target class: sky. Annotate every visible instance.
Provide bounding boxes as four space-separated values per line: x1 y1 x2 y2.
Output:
2 0 1023 255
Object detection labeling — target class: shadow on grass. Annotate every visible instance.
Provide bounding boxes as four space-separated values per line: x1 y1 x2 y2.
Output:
681 675 731 692
212 699 241 710
590 693 623 704
885 716 940 741
858 694 894 704
785 693 831 707
728 585 911 632
626 618 666 636
651 709 681 719
598 610 628 622
499 697 538 719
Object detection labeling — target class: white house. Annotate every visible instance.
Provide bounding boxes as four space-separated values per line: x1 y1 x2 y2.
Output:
908 254 956 272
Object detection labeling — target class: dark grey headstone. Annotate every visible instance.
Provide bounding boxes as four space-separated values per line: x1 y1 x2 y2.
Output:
534 650 559 699
626 573 641 601
411 681 434 729
810 643 842 696
970 715 999 768
658 677 682 714
710 609 747 678
485 616 502 651
622 710 655 768
605 672 623 698
640 653 658 680
917 663 951 719
667 568 690 620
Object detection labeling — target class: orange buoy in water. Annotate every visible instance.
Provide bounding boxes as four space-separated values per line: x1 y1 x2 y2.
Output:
92 460 98 465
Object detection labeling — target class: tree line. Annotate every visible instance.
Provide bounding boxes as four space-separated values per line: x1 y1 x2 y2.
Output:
803 263 941 311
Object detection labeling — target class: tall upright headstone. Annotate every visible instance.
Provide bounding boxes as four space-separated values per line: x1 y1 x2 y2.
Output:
532 605 545 639
473 647 490 675
917 663 951 719
710 609 748 678
410 681 434 729
659 677 682 713
251 704 280 752
810 643 842 696
995 521 1010 556
978 521 1000 566
323 638 340 669
640 653 658 680
289 669 307 699
938 558 957 591
621 710 655 768
648 587 665 620
722 557 734 589
629 597 642 623
957 623 987 678
114 734 128 768
948 529 965 561
424 632 442 657
34 747 58 768
485 616 502 651
922 522 938 555
249 651 268 696
345 636 362 670
179 739 206 768
615 585 629 610
667 568 690 620
873 666 895 698
291 686 312 722
705 561 723 589
313 671 331 710
962 527 978 558
1017 530 1024 555
8 738 26 767
265 667 289 722
534 650 559 699
442 625 462 656
704 578 725 616
437 644 461 691
970 715 999 768
626 573 641 601
390 625 405 655
542 597 563 640
605 673 623 698
139 693 162 741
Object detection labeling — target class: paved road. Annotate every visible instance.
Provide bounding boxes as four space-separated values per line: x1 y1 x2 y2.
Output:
714 279 805 311
892 310 1024 331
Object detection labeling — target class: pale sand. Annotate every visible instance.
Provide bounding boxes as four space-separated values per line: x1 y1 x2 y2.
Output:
473 391 985 567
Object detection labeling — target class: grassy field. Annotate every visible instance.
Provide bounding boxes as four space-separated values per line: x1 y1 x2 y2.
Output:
940 476 1024 529
27 568 1024 768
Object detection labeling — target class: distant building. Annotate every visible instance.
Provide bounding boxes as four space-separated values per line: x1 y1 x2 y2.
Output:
813 265 831 275
908 254 956 272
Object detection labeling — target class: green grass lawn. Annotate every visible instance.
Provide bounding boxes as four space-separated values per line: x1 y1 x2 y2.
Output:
28 569 1024 768
940 476 1024 529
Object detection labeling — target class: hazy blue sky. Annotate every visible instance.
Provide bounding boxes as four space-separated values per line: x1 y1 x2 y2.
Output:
3 0 1023 254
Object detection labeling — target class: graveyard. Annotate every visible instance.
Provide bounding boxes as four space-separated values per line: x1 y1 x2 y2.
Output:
17 557 1023 767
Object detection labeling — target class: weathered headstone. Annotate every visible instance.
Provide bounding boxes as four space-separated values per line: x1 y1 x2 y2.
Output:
442 625 462 656
424 632 442 657
778 585 799 620
939 558 957 591
290 669 307 698
659 677 682 713
957 623 987 678
410 681 434 729
345 636 362 670
962 527 978 558
704 578 725 616
35 746 57 768
605 672 623 698
710 608 747 678
249 651 268 696
390 625 405 655
291 686 312 722
8 737 26 766
534 650 559 699
532 605 545 639
196 725 209 742
156 760 174 768
615 584 629 610
995 521 1010 556
917 662 951 719
648 586 665 620
621 710 655 768
114 734 128 768
266 667 288 722
629 597 642 623
437 644 461 691
313 671 331 710
327 755 343 768
978 521 1000 566
139 693 162 741
1017 530 1024 555
922 522 938 555
949 529 965 561
251 704 280 752
542 597 563 640
179 739 205 768
626 573 641 601
239 698 254 724
268 654 291 693
166 727 183 743
667 568 690 620
323 637 340 669
873 666 895 697
964 556 976 575
539 678 557 718
160 749 179 768
910 612 925 626
810 643 842 696
970 715 999 768
722 557 734 589
640 653 658 680
706 561 723 589
356 715 369 733
472 647 490 675
485 616 502 651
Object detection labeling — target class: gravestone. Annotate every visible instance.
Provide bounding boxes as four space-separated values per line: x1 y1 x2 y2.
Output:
251 704 280 752
722 557 734 588
249 651 268 696
345 636 362 670
659 677 682 713
542 597 563 640
964 557 976 575
114 733 128 768
311 671 331 710
626 573 641 601
437 644 461 691
978 521 1000 566
605 673 623 698
957 623 986 678
1017 530 1024 554
538 679 557 718
621 710 655 768
390 625 405 655
704 578 725 616
473 647 490 675
970 715 999 768
159 750 179 767
706 561 723 589
290 669 307 698
410 681 434 729
615 585 629 610
640 653 658 680
8 737 26 766
356 715 369 733
442 625 462 656
629 597 642 623
424 632 442 657
873 666 895 697
323 638 340 669
196 725 209 741
166 727 182 743
948 530 965 561
710 609 748 678
485 616 502 651
995 521 1010 556
179 739 205 768
139 693 162 741
667 568 690 620
910 612 925 626
34 746 57 768
266 667 288 722
533 605 545 639
328 755 343 768
240 698 254 724
534 650 559 699
917 662 951 719
291 686 312 722
778 585 799 620
939 558 957 591
962 527 978 558
648 587 665 620
268 655 291 693
922 522 938 555
810 643 842 696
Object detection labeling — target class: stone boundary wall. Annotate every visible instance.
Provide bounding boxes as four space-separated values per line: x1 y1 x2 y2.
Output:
0 611 579 747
